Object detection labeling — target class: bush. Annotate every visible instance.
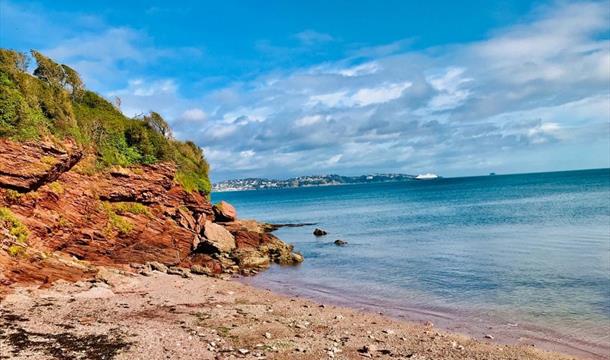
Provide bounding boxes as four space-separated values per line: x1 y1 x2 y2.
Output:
0 49 212 195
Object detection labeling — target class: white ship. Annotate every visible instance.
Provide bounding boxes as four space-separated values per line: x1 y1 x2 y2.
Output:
415 173 439 180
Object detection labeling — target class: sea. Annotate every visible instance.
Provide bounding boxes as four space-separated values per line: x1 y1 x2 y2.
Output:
212 168 610 358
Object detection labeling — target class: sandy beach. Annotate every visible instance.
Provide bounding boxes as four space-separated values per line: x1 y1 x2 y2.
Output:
0 268 584 360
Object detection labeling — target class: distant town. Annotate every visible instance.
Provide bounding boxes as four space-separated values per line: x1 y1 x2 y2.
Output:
212 173 416 192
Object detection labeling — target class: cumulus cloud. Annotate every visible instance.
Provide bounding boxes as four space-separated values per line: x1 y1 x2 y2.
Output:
3 1 607 181
177 1 609 180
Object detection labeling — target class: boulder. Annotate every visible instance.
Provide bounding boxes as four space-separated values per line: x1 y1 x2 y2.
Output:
212 201 237 222
201 221 236 253
334 239 348 246
235 250 271 269
313 228 327 236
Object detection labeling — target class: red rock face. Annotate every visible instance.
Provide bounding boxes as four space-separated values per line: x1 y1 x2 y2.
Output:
0 139 302 289
213 200 237 222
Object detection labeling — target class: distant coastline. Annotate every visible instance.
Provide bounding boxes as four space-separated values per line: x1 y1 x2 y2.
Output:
212 173 416 192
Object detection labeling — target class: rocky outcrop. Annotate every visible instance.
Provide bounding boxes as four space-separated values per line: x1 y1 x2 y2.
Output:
213 201 236 222
0 139 303 288
0 139 83 192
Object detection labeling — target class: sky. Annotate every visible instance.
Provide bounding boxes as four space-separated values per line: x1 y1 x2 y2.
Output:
1 1 609 181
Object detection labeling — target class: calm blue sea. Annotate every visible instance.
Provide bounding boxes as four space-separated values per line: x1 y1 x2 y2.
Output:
213 169 610 354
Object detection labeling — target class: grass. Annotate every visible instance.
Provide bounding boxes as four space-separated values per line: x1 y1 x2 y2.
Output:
107 212 133 236
103 201 151 217
100 201 151 236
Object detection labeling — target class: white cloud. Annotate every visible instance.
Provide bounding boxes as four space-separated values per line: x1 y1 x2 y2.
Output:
182 108 207 121
350 82 412 107
295 115 324 127
295 30 334 45
307 81 412 108
336 62 381 77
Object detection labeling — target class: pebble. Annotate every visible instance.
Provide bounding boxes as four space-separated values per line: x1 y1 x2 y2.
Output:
263 332 272 339
484 334 494 339
238 348 249 354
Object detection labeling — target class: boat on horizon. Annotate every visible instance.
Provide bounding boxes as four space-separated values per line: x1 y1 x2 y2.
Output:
415 173 439 180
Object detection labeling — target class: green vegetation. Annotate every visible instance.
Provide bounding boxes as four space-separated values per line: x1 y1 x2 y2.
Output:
7 244 26 257
104 201 151 217
0 207 29 244
3 189 22 203
101 201 151 236
47 181 64 195
0 49 211 194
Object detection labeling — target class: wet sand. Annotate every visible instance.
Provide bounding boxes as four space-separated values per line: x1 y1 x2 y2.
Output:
242 275 609 360
0 268 587 360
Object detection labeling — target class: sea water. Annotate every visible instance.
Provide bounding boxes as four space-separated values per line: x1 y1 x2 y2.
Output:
213 169 610 356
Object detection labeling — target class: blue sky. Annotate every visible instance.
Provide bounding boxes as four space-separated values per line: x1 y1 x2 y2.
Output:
1 1 609 181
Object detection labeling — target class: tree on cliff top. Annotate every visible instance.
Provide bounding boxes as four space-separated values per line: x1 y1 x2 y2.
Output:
0 48 211 194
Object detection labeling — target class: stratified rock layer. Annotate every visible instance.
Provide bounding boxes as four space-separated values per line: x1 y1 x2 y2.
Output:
0 139 302 288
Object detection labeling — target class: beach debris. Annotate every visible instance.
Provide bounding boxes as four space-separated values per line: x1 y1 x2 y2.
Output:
484 334 494 339
313 228 328 236
334 239 348 246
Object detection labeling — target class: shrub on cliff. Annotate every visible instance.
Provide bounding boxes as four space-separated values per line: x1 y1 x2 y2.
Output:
0 49 211 194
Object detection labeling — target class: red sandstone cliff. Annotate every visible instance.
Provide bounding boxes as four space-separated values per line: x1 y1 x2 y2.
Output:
0 139 302 291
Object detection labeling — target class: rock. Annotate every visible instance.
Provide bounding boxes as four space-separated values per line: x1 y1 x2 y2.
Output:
200 221 236 253
190 264 212 276
213 201 237 222
313 228 327 236
167 267 191 278
291 252 304 263
484 334 494 339
263 332 272 339
334 239 348 246
235 250 270 269
147 261 168 273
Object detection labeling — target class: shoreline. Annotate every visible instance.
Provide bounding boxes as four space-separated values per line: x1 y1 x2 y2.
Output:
241 273 609 360
0 269 590 360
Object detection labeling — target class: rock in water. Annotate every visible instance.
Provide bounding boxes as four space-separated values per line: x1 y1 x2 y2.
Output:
313 228 328 236
213 201 237 222
201 221 236 253
334 239 348 246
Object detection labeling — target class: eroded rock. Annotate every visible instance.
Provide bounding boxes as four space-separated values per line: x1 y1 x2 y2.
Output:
212 201 237 222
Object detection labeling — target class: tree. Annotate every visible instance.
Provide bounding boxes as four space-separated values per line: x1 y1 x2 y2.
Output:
61 64 83 96
144 111 172 139
31 50 64 86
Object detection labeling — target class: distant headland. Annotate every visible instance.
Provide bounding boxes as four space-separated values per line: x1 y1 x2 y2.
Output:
212 173 417 192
